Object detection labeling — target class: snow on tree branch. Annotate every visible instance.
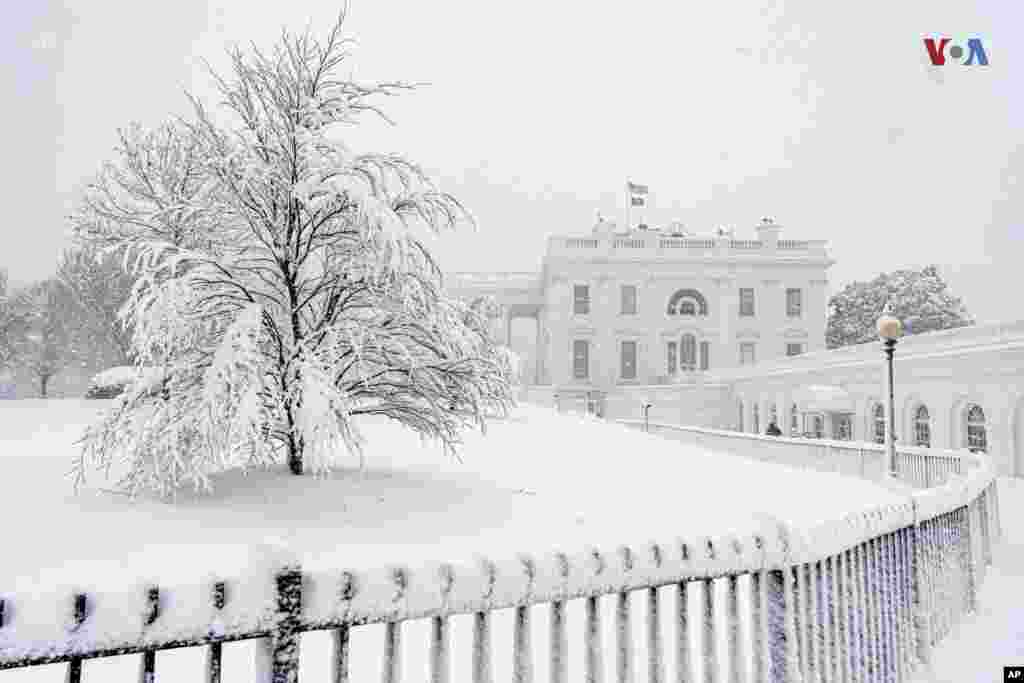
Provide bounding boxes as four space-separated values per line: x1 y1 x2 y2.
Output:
826 265 974 349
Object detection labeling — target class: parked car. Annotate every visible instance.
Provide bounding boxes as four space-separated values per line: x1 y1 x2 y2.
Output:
85 366 166 399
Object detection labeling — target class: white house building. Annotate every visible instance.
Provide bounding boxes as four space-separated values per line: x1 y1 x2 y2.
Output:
448 217 833 388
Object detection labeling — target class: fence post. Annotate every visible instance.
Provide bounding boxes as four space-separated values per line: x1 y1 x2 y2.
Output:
977 488 990 567
255 566 303 683
765 569 798 683
960 506 978 614
908 513 932 673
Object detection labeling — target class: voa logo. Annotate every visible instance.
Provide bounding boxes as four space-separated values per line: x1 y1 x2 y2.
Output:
924 37 989 66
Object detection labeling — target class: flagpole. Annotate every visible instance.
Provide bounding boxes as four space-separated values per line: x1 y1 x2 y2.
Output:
625 180 631 231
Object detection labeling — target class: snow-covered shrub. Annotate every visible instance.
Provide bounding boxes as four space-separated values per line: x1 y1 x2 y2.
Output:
71 16 515 499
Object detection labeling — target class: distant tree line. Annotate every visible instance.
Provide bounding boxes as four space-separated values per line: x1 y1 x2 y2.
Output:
0 249 135 396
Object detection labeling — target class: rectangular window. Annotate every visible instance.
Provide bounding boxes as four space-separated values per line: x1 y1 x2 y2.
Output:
786 288 802 317
739 288 755 317
699 341 710 370
620 285 637 315
666 342 678 376
740 342 756 366
573 285 590 315
786 343 804 357
620 341 637 380
572 340 589 380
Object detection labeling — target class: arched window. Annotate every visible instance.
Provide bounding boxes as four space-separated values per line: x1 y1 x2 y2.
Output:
914 404 931 447
667 289 708 316
966 404 987 452
753 403 760 434
680 334 697 371
810 414 824 439
872 403 886 444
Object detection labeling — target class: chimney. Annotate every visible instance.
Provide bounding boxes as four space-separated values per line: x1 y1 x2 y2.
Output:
755 217 781 249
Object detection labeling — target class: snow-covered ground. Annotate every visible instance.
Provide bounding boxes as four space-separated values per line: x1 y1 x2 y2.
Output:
0 399 901 592
0 399 1007 682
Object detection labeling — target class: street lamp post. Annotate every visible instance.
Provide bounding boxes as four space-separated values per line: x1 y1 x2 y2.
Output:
877 312 904 479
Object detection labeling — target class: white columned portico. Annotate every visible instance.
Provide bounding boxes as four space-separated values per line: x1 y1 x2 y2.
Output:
776 390 791 435
744 399 756 434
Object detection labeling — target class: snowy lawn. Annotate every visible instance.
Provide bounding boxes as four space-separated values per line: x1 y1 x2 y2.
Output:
0 398 906 681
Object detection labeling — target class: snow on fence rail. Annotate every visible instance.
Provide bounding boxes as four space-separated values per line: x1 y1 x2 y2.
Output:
624 422 969 490
0 428 1001 682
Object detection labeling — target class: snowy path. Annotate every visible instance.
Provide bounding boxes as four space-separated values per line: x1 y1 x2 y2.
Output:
912 476 1024 683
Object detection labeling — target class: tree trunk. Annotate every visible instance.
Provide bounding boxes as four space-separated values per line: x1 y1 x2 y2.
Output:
39 373 50 398
287 435 303 475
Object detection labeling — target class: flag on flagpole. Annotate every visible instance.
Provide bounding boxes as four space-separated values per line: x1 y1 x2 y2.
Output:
627 181 648 208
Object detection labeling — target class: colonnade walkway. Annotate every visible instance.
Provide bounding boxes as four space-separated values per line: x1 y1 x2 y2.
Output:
918 476 1023 682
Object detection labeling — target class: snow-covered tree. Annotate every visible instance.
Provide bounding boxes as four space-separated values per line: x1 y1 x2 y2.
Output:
826 265 974 348
0 269 27 371
11 279 77 397
56 247 135 367
72 15 515 498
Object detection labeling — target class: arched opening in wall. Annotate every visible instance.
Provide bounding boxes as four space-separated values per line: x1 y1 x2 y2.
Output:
752 403 760 434
965 404 988 453
791 403 799 437
914 404 931 447
871 403 886 445
508 316 541 385
808 414 824 439
737 400 745 432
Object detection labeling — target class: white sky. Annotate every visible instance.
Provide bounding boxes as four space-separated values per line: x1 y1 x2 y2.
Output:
4 0 1022 321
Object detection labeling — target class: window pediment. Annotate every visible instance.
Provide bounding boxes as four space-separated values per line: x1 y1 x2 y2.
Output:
667 288 708 316
783 328 808 339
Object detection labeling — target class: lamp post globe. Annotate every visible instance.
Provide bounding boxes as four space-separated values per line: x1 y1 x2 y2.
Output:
877 314 903 341
877 313 903 479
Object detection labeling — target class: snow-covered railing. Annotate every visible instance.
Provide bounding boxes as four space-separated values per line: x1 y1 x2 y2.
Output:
624 422 969 489
0 433 1000 682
